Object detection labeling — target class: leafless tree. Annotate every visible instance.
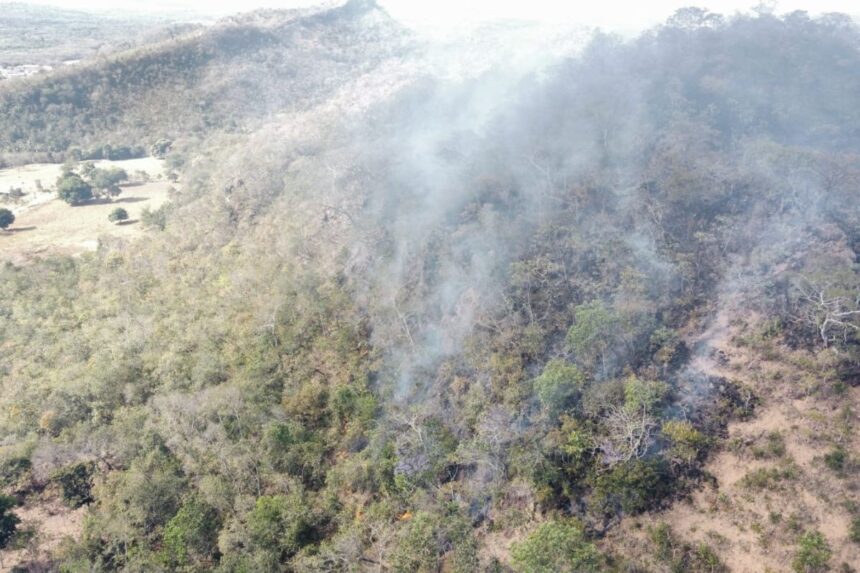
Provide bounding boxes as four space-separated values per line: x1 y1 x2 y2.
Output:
598 405 657 466
794 278 860 347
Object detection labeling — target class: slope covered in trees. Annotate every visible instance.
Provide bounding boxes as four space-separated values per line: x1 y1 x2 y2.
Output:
0 3 859 572
0 0 406 164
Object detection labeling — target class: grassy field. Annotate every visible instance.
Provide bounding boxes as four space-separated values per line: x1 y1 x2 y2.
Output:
0 158 170 265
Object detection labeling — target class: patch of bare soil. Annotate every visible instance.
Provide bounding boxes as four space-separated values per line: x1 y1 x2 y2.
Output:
607 311 860 572
0 493 85 572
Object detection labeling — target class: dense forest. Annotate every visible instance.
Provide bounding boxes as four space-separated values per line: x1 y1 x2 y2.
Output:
1 2 859 572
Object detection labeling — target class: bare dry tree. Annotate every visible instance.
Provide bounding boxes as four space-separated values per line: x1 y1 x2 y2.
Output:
598 404 658 467
794 278 860 347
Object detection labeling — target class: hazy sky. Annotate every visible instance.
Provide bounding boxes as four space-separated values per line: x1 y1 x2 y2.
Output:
20 0 860 31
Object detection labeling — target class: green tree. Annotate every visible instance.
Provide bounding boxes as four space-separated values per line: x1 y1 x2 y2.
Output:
163 496 221 565
90 167 128 197
0 494 20 551
108 207 129 224
150 138 173 158
56 173 93 205
511 520 603 573
246 493 313 565
566 301 620 376
533 360 586 417
0 208 14 230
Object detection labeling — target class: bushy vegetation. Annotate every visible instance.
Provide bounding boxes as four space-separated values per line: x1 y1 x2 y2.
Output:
793 531 832 573
1 4 859 571
510 520 603 573
0 207 14 229
108 207 129 224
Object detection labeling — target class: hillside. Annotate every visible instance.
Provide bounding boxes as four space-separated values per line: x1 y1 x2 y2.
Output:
0 3 859 573
0 0 408 164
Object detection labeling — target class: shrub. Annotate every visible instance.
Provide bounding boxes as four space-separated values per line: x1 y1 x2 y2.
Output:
662 420 708 465
740 465 798 490
849 516 860 544
823 448 846 473
0 456 30 489
650 522 728 573
0 494 19 550
0 208 15 230
511 520 603 573
793 531 832 573
53 462 94 508
108 207 129 224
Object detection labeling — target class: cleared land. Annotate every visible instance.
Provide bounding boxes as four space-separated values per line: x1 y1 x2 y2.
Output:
0 157 170 265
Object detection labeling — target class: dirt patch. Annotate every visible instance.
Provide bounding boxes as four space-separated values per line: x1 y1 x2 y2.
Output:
607 312 860 572
0 494 85 572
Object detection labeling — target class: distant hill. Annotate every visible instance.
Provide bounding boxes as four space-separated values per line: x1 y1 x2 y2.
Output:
0 2 185 66
0 0 406 163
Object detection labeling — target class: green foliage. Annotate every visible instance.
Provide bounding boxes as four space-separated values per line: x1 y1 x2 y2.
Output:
56 172 93 205
0 494 20 550
140 202 173 230
90 167 128 191
390 511 441 573
650 327 683 369
793 531 832 573
2 7 860 571
623 376 669 414
53 462 94 508
245 493 313 565
150 139 173 158
752 431 786 460
108 207 129 223
740 465 798 490
92 449 187 537
533 360 586 417
566 300 619 374
591 459 670 516
662 420 708 465
162 496 221 566
850 516 860 544
0 455 30 489
511 520 603 573
0 208 15 230
823 448 846 473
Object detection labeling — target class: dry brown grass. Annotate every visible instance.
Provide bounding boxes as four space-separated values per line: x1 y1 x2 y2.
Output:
606 312 860 572
0 491 86 573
